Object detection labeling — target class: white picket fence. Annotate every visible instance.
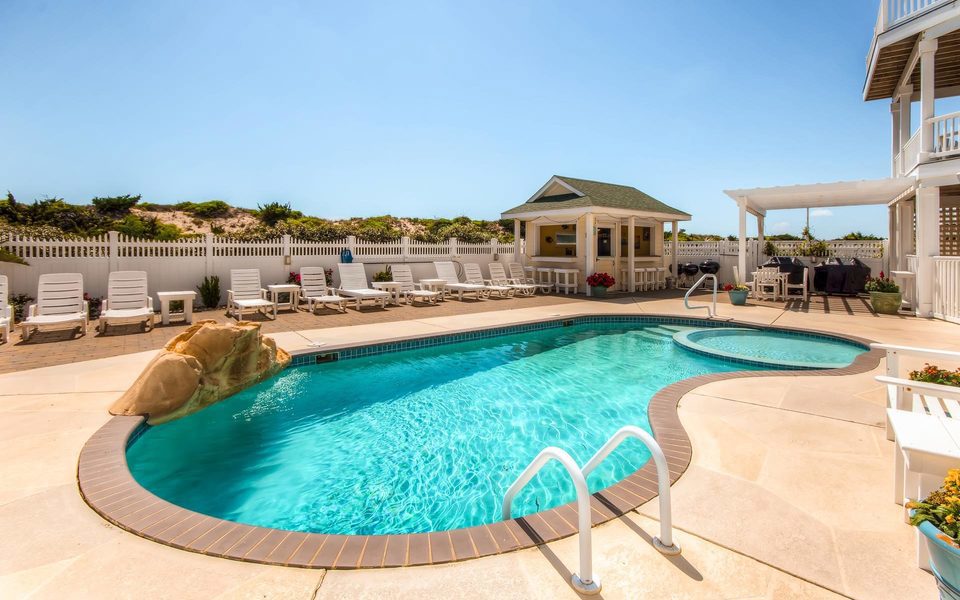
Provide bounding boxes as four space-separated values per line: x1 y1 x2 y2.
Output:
1 232 516 303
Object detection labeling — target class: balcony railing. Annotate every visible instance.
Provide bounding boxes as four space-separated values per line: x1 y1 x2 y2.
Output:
877 0 950 32
931 111 960 156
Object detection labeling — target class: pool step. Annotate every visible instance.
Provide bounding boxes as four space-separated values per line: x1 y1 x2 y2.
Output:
643 327 677 338
656 325 689 334
634 330 673 343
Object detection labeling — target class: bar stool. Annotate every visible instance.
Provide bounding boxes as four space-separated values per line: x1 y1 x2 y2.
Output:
655 267 667 290
535 268 555 293
620 268 630 292
554 268 579 295
644 267 658 291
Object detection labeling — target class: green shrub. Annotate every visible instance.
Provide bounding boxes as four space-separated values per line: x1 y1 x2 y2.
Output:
257 202 301 226
864 277 899 293
373 266 392 282
113 214 182 240
763 241 778 256
91 194 140 215
197 275 221 308
910 364 960 387
10 293 32 322
189 200 231 218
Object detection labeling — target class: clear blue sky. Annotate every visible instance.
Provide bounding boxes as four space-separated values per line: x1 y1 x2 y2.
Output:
1 0 895 237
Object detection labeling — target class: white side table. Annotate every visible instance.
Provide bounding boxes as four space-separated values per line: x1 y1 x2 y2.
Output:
554 268 579 295
267 284 301 313
157 291 197 325
372 281 404 306
419 278 448 301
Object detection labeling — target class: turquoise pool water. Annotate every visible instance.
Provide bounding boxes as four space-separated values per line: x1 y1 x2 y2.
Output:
675 328 864 369
126 321 863 536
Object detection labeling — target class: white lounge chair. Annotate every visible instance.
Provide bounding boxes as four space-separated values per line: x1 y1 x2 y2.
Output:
508 263 537 289
300 267 346 312
390 264 440 305
490 263 536 296
463 263 513 298
433 261 486 301
0 275 11 344
228 269 277 320
20 273 89 340
98 271 156 333
336 263 390 310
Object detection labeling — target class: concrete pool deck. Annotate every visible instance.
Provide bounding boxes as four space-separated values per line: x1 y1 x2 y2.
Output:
2 295 959 598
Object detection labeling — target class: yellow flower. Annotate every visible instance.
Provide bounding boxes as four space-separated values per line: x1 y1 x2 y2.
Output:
947 514 956 524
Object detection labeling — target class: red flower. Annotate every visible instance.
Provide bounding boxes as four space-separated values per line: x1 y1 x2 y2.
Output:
587 272 615 287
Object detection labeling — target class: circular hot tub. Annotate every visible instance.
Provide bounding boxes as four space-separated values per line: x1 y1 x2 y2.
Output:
672 327 865 369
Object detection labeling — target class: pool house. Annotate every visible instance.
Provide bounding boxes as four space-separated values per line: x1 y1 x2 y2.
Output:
502 176 691 295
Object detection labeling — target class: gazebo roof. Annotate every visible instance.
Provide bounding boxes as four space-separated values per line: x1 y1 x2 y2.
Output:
502 175 690 219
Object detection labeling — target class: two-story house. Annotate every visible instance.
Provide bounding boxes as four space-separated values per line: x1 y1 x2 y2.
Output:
727 0 960 322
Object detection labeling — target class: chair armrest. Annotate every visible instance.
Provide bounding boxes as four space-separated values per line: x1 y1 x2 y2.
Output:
875 375 960 399
82 301 89 321
101 299 111 311
870 343 960 361
227 290 235 303
2 304 11 319
28 304 37 317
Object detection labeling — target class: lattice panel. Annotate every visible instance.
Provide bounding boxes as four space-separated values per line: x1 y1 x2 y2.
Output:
943 198 960 257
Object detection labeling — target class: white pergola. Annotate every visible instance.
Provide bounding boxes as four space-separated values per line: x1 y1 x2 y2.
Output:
722 176 937 309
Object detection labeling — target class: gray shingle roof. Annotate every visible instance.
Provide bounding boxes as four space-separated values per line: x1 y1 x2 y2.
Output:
502 176 690 218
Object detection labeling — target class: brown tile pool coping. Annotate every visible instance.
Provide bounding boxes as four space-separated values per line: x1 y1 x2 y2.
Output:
77 313 884 569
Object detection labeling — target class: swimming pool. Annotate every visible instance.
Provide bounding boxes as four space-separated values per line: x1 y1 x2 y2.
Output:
125 319 866 537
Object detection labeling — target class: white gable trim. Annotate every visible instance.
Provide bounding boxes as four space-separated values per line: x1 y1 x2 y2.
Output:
525 176 585 203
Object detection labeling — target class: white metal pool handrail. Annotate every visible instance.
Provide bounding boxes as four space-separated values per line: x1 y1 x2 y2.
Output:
502 447 600 595
581 425 681 555
684 273 718 318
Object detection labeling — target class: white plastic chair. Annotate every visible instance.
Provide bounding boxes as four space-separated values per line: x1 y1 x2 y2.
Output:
336 263 390 309
0 275 11 344
464 263 513 298
228 269 276 320
433 261 486 301
754 267 781 301
490 263 536 296
98 271 156 333
20 273 89 340
784 267 809 302
390 264 440 305
508 263 537 288
300 267 346 312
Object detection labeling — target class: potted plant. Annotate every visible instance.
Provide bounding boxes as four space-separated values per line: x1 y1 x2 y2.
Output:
723 283 749 306
908 470 960 594
864 273 901 315
586 272 615 297
373 266 392 282
911 364 960 387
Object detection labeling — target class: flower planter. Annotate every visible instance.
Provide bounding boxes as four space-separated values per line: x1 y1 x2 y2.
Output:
727 290 748 306
918 519 960 596
869 291 902 315
591 286 608 298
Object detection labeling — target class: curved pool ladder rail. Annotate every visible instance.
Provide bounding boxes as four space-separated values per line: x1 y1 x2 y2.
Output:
582 425 681 555
683 273 732 320
502 447 600 595
502 427 680 595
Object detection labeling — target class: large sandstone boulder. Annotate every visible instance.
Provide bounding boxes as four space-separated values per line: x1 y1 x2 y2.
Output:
110 320 291 424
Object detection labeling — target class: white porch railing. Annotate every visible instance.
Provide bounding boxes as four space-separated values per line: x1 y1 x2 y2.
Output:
901 128 922 175
932 111 960 157
877 0 949 32
933 257 960 324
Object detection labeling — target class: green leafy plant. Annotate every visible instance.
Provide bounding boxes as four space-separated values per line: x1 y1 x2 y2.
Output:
908 469 960 547
373 266 393 282
83 293 102 320
763 241 778 256
197 275 221 309
864 277 899 293
910 364 960 387
10 293 33 322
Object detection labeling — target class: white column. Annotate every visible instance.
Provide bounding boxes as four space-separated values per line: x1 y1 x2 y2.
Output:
915 186 940 317
585 213 595 296
899 87 912 147
891 101 902 176
757 215 765 268
627 216 636 292
513 219 522 261
919 38 938 160
888 205 898 273
737 200 748 282
671 221 679 286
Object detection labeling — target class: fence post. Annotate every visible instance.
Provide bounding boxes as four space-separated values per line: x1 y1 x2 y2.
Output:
490 237 498 258
347 236 356 258
282 234 291 266
450 237 458 257
108 231 119 273
401 236 410 260
205 233 214 277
